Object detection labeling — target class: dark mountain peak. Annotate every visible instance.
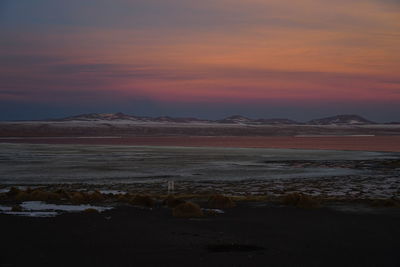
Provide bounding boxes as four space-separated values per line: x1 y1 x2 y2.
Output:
308 114 375 125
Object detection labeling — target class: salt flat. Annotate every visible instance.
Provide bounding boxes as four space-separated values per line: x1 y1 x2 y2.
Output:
0 143 398 199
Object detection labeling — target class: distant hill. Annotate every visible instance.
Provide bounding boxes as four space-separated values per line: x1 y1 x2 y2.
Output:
216 115 299 125
60 112 145 121
217 115 254 124
308 114 375 125
254 118 300 125
152 116 211 123
54 112 383 125
60 113 211 123
1 113 399 137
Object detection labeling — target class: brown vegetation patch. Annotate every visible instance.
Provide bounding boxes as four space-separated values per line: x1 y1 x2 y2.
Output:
70 192 86 204
14 191 31 202
130 195 155 208
88 191 105 202
8 188 63 202
172 202 203 218
163 195 186 208
117 193 131 203
208 194 236 209
55 189 70 199
30 190 61 202
6 187 21 197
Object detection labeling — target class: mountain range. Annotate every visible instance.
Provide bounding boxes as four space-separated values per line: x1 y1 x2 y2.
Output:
56 113 387 125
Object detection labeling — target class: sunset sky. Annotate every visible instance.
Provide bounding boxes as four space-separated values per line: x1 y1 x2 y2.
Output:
0 0 399 121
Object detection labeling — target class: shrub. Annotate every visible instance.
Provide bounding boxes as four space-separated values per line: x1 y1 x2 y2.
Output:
30 190 61 202
130 195 155 208
70 192 86 204
6 187 20 197
15 191 31 202
163 195 186 208
88 191 105 202
282 193 320 209
172 202 203 218
30 190 49 201
55 189 70 199
25 187 34 193
47 192 62 201
117 193 131 203
208 194 236 209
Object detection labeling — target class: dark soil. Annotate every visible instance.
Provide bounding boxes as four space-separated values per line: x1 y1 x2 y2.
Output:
1 204 399 267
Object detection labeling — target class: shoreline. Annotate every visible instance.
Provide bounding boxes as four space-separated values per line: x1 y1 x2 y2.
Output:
1 135 400 152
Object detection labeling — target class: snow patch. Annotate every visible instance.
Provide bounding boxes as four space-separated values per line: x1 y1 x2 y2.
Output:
0 202 113 217
21 201 112 212
202 208 225 214
5 211 58 217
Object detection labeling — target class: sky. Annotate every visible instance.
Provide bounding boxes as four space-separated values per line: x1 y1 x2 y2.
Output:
0 0 399 122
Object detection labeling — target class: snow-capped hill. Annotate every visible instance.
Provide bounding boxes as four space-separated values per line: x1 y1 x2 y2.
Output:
54 113 378 125
308 114 375 125
153 116 211 123
58 113 211 123
217 116 299 125
217 115 253 124
60 112 144 121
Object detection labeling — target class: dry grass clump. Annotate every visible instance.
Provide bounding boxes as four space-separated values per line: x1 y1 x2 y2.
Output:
88 191 105 202
14 191 31 202
7 188 63 202
6 187 21 197
117 193 131 203
55 189 70 199
70 192 86 204
11 204 22 212
30 190 61 202
172 202 203 218
130 195 155 208
3 187 110 204
163 195 186 208
282 193 320 209
208 194 236 209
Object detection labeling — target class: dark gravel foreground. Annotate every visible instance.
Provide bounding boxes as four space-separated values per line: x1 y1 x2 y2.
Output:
1 204 400 267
